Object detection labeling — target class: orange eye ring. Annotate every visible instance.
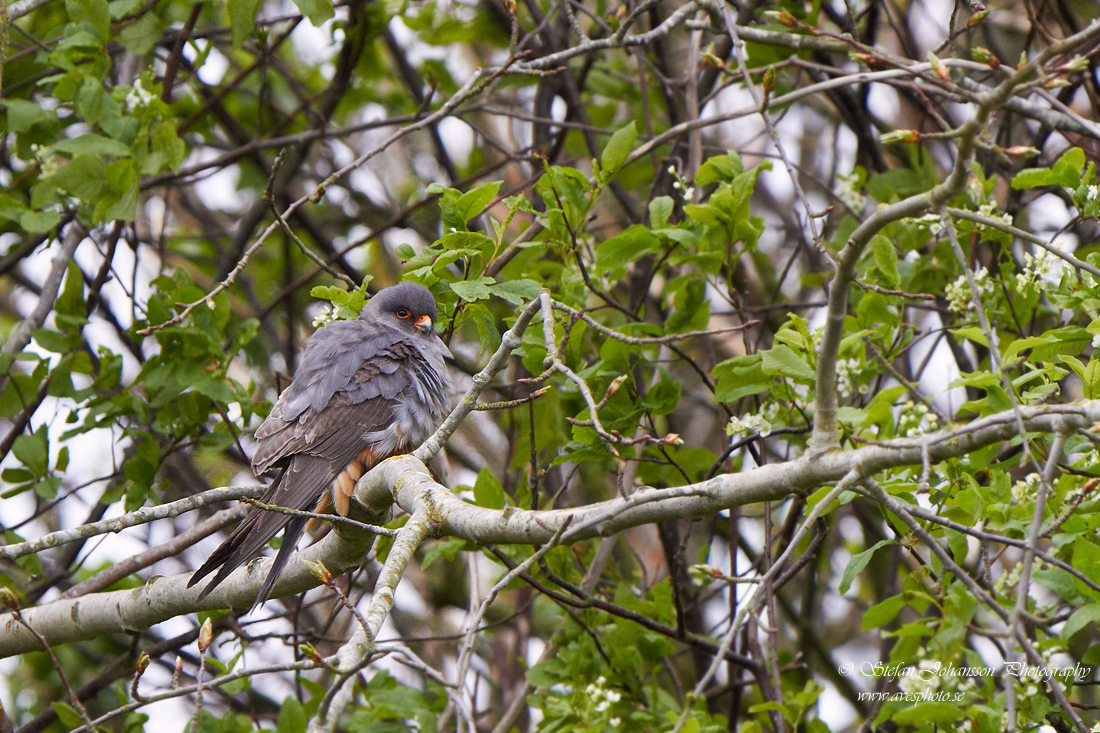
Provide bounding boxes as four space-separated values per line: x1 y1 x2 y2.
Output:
397 308 411 319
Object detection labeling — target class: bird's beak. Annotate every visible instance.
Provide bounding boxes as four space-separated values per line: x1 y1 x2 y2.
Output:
414 314 433 334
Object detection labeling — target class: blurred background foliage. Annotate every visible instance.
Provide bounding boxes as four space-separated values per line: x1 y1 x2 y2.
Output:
3 0 1100 730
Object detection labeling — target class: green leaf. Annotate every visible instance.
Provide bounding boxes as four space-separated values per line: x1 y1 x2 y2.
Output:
56 260 86 321
488 279 541 305
228 0 263 47
456 181 502 222
870 234 899 287
65 0 110 38
0 100 54 133
599 121 636 178
109 0 142 17
641 378 681 415
20 210 61 233
649 196 673 228
13 431 48 476
291 0 334 24
761 345 815 383
51 702 84 728
450 277 495 302
1011 167 1057 190
595 224 661 271
1012 147 1086 189
713 354 769 402
1055 147 1086 186
52 155 107 199
473 467 505 510
952 326 988 348
1064 603 1100 640
695 152 744 186
525 658 569 687
891 703 961 725
51 134 132 159
861 595 906 630
32 329 76 353
277 697 307 733
117 12 165 52
2 468 34 483
421 536 471 570
1073 538 1100 598
839 540 894 595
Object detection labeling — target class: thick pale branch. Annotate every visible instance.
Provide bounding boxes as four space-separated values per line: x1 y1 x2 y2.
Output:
0 518 379 658
4 400 1100 657
362 403 1100 546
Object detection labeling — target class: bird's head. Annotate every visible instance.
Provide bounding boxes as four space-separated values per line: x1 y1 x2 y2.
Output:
361 281 439 336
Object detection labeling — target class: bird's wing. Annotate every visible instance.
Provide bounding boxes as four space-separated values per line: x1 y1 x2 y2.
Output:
191 331 445 605
191 395 400 602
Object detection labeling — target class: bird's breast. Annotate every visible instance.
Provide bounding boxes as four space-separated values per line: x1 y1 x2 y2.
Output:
363 371 450 456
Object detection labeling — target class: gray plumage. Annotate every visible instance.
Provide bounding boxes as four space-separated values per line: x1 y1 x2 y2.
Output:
189 282 451 608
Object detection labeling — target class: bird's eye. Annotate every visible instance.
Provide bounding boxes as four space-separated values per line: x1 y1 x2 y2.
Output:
397 308 411 319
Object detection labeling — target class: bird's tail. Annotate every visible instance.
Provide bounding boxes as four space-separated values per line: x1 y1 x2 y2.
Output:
189 454 332 609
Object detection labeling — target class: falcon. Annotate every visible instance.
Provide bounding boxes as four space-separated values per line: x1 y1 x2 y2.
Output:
189 281 452 607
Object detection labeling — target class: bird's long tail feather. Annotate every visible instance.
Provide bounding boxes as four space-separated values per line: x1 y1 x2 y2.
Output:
188 454 333 607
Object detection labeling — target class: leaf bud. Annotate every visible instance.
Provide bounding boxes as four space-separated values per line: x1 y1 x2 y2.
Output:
0 588 19 611
762 65 777 94
197 617 214 654
879 129 921 145
762 10 799 27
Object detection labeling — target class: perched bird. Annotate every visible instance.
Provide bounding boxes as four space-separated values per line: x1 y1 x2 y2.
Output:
189 281 451 608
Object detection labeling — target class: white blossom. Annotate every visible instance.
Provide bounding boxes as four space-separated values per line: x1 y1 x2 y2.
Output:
835 170 866 212
727 411 773 439
946 267 994 314
898 400 939 437
975 202 1012 230
312 306 334 328
1015 248 1062 293
124 79 156 112
836 358 863 400
915 213 944 236
1011 473 1042 503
